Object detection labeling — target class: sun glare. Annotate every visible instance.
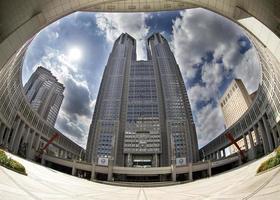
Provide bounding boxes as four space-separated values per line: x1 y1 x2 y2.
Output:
68 47 82 61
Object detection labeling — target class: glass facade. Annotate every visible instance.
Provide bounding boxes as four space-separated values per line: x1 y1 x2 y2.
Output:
124 61 161 166
87 33 199 167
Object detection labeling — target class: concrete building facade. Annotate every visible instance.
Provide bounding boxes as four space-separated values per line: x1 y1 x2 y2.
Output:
220 79 256 154
24 66 64 126
0 44 83 160
201 34 280 160
220 79 253 128
86 33 199 169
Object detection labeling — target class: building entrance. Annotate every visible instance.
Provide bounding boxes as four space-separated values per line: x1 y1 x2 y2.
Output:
132 154 153 167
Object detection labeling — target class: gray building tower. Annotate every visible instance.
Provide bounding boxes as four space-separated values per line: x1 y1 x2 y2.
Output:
86 33 198 169
24 66 64 126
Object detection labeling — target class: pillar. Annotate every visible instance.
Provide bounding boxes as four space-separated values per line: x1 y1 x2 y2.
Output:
0 122 5 145
72 160 76 176
13 124 26 154
243 133 248 151
58 149 62 157
90 164 96 181
276 124 280 145
171 164 176 181
8 118 21 150
218 150 222 159
107 157 114 181
35 133 41 151
208 160 212 177
62 150 66 158
188 162 193 181
262 117 274 152
3 128 11 147
253 125 261 145
271 128 278 147
27 130 35 159
258 121 269 154
23 127 30 143
41 153 46 165
248 131 256 158
222 149 226 157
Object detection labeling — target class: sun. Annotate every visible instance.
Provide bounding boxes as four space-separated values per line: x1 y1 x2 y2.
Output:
68 47 82 61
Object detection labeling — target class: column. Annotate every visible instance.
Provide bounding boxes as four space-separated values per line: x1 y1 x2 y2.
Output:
271 128 278 147
58 149 62 157
253 125 261 145
62 150 66 159
171 164 176 181
23 127 30 158
0 122 5 144
8 118 21 150
23 127 30 143
188 162 193 181
276 124 280 145
243 133 248 151
258 121 269 154
27 130 35 159
3 128 11 147
222 149 226 158
13 124 26 154
90 164 96 181
248 131 256 158
72 160 76 176
35 133 41 151
208 160 212 177
107 157 114 181
41 153 46 165
262 117 274 152
218 150 222 159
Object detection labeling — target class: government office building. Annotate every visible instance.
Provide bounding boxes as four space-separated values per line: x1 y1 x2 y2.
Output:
24 66 64 126
86 33 199 171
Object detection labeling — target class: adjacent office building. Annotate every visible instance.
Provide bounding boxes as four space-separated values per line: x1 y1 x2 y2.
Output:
86 33 199 168
24 66 64 126
220 79 256 153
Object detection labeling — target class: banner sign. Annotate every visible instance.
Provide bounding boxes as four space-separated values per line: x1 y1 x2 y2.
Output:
176 157 186 166
98 157 109 166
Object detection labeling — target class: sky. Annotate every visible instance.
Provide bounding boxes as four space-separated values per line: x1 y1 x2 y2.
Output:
22 8 261 149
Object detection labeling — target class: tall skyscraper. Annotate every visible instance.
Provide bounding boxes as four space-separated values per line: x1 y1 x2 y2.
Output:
220 79 253 128
220 79 256 154
24 66 64 126
86 33 198 168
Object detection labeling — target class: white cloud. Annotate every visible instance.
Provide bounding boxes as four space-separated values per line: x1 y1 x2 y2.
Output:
95 13 150 60
47 31 59 40
171 8 260 147
172 8 241 79
188 84 212 109
201 62 224 89
234 47 261 93
32 47 95 148
195 104 225 147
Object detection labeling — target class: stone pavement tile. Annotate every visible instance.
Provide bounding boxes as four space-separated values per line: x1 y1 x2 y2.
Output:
1 151 280 200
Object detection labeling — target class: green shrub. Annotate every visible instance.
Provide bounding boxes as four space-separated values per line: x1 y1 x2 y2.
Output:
257 147 280 173
276 146 280 155
0 150 27 175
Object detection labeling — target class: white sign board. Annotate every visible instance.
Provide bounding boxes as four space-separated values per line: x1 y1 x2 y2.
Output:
176 157 186 166
98 157 109 166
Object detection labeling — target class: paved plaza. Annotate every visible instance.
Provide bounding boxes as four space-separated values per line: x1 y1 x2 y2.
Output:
0 152 279 200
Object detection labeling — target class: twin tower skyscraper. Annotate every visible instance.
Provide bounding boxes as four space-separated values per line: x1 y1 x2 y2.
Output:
86 33 199 168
